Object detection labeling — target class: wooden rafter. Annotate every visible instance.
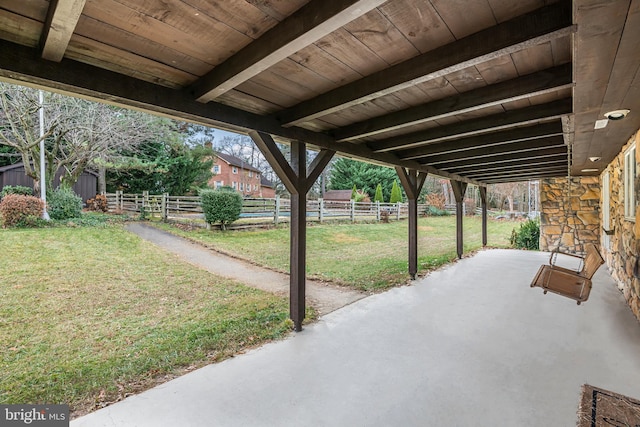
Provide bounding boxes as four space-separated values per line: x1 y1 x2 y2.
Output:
276 1 574 127
434 147 567 170
40 0 87 62
336 64 572 143
447 159 566 175
420 135 565 165
367 98 572 153
397 122 563 160
190 0 385 102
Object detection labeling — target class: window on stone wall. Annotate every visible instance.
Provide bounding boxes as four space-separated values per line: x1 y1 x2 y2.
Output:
624 143 636 220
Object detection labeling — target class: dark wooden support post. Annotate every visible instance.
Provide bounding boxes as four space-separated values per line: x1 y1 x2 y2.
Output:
396 167 428 279
451 180 468 259
249 131 334 331
479 186 488 247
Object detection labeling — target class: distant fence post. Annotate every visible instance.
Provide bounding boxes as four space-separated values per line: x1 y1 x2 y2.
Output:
161 193 168 221
350 199 355 222
274 195 280 225
118 190 124 211
318 198 324 223
376 201 380 221
396 202 401 220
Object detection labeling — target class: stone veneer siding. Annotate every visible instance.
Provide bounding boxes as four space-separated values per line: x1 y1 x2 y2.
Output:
601 130 640 321
540 176 600 254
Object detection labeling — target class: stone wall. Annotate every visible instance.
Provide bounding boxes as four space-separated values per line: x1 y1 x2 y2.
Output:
540 176 600 253
601 130 640 320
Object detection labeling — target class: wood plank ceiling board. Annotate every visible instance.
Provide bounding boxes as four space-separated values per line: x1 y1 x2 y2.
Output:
0 0 49 19
487 0 547 23
191 0 387 102
0 9 43 48
510 41 555 75
314 28 388 76
289 44 363 87
474 55 519 85
447 158 567 175
275 1 574 127
430 0 497 38
571 0 631 172
432 147 568 170
574 0 640 171
40 0 87 62
74 16 212 76
377 0 456 53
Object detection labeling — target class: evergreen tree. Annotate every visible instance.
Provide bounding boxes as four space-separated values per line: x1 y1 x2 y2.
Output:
329 158 396 201
374 183 384 203
351 184 357 199
390 180 403 203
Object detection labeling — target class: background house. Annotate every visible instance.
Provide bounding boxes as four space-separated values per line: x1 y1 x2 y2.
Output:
260 176 275 198
209 152 263 197
0 162 97 203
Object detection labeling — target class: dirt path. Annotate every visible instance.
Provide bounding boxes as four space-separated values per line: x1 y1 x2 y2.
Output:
125 223 366 316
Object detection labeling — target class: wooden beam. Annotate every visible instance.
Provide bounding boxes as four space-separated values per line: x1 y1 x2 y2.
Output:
433 147 567 170
40 0 87 62
444 158 567 175
289 141 307 332
190 0 385 102
396 167 427 279
276 1 574 126
0 39 480 186
479 187 487 247
467 165 567 179
367 98 572 152
438 147 567 171
339 65 572 143
248 131 299 194
483 171 566 183
420 135 566 165
397 122 563 160
451 180 468 259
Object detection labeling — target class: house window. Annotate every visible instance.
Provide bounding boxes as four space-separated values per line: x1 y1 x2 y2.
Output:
624 143 636 220
254 184 258 191
239 182 244 191
248 171 253 178
215 181 223 188
232 167 238 174
213 165 220 174
232 182 237 189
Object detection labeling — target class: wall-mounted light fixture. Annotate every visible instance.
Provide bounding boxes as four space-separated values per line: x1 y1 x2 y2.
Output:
581 168 599 173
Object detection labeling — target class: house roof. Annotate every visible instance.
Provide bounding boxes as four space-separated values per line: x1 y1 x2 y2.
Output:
0 1 638 184
215 152 261 173
260 176 274 188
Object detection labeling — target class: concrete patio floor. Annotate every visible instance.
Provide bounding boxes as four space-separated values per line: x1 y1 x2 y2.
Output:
72 249 640 427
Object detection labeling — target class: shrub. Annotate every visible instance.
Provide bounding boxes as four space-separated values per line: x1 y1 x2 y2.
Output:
1 185 33 199
200 188 243 230
510 218 540 250
425 193 445 210
0 194 45 227
48 187 83 220
374 183 384 203
390 181 403 203
86 194 108 212
424 205 450 216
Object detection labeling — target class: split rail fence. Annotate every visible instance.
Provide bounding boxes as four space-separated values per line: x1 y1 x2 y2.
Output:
105 191 440 225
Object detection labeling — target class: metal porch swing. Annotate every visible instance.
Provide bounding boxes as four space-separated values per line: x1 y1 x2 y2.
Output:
530 143 605 304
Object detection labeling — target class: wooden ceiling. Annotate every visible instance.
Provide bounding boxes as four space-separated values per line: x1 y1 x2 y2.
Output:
0 0 638 185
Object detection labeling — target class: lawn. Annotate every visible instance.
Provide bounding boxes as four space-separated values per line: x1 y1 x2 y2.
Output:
159 216 522 291
0 225 293 417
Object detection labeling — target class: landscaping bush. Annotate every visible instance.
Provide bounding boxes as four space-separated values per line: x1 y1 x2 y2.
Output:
200 188 243 230
424 205 450 216
510 218 540 250
1 185 33 199
48 187 83 220
0 194 45 227
86 194 108 212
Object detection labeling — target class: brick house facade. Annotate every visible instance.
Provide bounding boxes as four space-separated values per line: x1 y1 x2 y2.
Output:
208 152 270 197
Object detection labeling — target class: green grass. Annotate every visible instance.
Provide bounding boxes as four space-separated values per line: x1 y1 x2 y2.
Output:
0 225 295 416
158 216 520 291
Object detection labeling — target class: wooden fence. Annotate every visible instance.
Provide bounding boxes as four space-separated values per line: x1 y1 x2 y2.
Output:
105 191 431 224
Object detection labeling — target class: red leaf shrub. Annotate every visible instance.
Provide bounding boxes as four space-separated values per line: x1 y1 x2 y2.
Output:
86 194 108 212
0 194 45 227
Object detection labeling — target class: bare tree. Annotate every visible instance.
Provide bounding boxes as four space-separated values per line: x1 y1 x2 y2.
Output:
0 82 166 192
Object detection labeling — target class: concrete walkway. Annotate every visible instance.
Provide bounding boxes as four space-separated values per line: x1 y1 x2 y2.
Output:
72 249 640 427
125 223 365 315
